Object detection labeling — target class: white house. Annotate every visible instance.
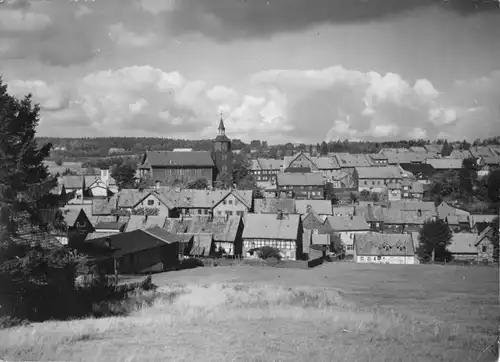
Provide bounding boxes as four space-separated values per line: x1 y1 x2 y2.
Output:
354 233 416 264
325 215 371 256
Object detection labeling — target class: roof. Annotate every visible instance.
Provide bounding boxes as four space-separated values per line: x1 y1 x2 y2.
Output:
143 227 192 243
388 201 437 214
469 146 498 158
354 233 415 256
277 172 323 186
445 215 469 225
482 155 500 166
332 206 355 216
334 153 371 167
190 234 213 256
475 226 494 246
170 189 229 209
311 156 340 170
85 229 179 258
94 221 126 231
409 146 428 153
447 233 477 254
381 151 429 164
62 208 83 227
211 216 241 242
116 189 151 208
426 158 463 170
163 218 190 233
143 151 215 167
92 197 117 216
449 150 473 159
355 166 402 179
254 198 296 214
58 175 84 189
437 201 471 218
252 158 285 170
185 216 212 233
85 232 118 241
295 200 332 215
424 145 442 153
362 204 435 224
469 214 497 227
124 215 168 232
399 163 436 175
242 213 301 240
326 215 370 231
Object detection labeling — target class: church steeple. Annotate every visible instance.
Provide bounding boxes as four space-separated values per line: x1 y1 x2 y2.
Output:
218 112 226 136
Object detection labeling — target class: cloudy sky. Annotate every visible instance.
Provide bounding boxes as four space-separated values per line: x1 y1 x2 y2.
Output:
1 0 499 144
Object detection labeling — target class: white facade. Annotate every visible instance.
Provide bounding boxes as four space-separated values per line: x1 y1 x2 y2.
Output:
339 231 370 255
356 255 416 264
87 180 108 197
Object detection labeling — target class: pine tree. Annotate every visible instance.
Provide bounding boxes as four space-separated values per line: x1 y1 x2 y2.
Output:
0 78 66 249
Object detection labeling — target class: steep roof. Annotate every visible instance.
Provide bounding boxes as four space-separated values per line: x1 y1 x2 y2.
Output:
382 151 429 164
163 218 190 233
437 201 471 219
469 214 497 227
325 215 370 231
59 175 84 189
354 233 415 256
144 151 215 167
311 156 340 170
334 153 371 167
388 201 436 214
254 198 296 214
124 215 168 232
116 189 151 208
447 233 477 254
399 163 436 175
295 200 332 215
94 221 126 231
242 213 301 240
211 216 241 242
355 166 402 179
189 234 213 256
92 197 117 216
255 158 285 170
445 215 469 225
332 205 355 216
449 150 473 159
277 172 323 186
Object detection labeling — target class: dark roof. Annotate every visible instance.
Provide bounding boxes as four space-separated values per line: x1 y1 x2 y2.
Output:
143 227 192 243
144 151 215 167
85 229 178 258
94 221 126 231
213 135 231 143
399 163 436 174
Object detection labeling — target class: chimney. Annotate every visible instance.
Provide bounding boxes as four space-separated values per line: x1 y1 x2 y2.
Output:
104 237 111 249
143 214 148 223
101 168 109 187
155 181 160 190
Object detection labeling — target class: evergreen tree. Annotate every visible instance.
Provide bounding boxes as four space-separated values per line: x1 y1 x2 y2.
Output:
320 141 328 156
0 78 66 245
111 162 136 190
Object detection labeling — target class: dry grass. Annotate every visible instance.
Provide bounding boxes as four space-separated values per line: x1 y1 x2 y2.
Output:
0 263 498 362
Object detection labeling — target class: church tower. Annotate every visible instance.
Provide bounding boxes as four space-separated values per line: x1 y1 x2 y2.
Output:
212 114 233 186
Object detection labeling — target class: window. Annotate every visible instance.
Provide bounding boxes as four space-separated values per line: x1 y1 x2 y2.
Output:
158 201 161 206
223 200 227 205
204 209 209 215
198 209 202 214
217 211 222 215
227 211 233 216
222 165 227 172
482 246 487 252
346 245 353 251
228 199 233 205
364 180 367 185
236 211 243 216
148 200 154 206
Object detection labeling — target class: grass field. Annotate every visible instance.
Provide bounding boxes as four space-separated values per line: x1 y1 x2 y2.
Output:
1 263 498 362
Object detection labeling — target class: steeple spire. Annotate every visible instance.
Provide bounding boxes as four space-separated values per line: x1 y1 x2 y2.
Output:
218 112 226 136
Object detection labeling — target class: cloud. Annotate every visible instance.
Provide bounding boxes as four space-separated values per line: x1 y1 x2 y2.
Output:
154 0 498 42
6 79 70 111
251 65 500 142
0 8 51 32
108 23 157 47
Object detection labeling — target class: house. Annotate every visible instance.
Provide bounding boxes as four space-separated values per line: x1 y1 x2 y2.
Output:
295 200 332 220
254 198 296 214
475 226 496 263
169 189 228 218
382 150 428 165
325 215 370 256
285 152 319 173
212 190 253 218
94 221 126 234
363 203 436 234
400 180 424 200
276 172 324 200
284 152 341 182
449 150 473 159
62 208 95 246
84 169 117 197
58 175 86 204
447 233 478 261
436 201 471 220
367 153 389 166
211 216 244 256
249 158 284 187
354 233 416 264
398 163 436 182
425 158 463 171
386 181 402 201
81 228 186 274
355 166 402 193
469 214 497 234
445 215 471 233
242 212 303 260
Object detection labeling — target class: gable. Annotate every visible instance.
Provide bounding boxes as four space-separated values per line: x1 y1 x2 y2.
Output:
287 153 318 171
134 192 170 210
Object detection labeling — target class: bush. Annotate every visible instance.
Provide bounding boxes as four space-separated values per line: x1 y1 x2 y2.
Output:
257 246 282 261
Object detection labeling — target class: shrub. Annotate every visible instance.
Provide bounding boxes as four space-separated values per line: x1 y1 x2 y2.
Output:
257 246 282 261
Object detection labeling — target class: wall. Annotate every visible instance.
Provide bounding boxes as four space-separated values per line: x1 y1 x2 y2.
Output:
134 193 171 217
243 239 297 260
477 239 494 262
355 255 416 264
87 180 108 197
339 231 369 255
214 241 235 256
388 189 402 201
151 167 213 184
213 193 249 217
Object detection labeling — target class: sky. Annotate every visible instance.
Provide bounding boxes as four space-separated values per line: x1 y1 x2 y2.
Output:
0 0 499 144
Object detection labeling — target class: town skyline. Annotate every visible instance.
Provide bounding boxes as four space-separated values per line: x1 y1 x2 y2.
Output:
1 0 499 144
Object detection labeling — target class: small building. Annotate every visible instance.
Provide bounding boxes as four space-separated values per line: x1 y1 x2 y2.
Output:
354 233 416 264
212 190 253 218
355 166 402 193
331 205 355 217
211 216 244 256
124 215 168 233
386 181 402 201
447 233 478 261
398 163 436 182
242 212 303 260
469 214 497 235
400 180 424 200
276 172 324 200
436 201 470 220
295 200 332 219
94 221 126 234
325 215 371 256
475 226 496 263
445 215 470 233
63 208 95 246
425 158 463 171
81 228 186 274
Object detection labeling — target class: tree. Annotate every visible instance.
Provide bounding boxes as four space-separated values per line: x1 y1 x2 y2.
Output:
216 172 233 189
440 140 452 157
185 178 209 190
54 157 63 166
111 162 136 190
320 141 329 156
417 219 452 262
349 192 358 204
0 78 66 240
488 169 500 203
324 186 339 205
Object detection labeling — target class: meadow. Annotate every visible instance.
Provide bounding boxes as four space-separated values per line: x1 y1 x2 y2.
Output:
0 263 498 362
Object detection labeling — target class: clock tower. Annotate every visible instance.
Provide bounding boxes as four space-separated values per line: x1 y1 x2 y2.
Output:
212 114 233 185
